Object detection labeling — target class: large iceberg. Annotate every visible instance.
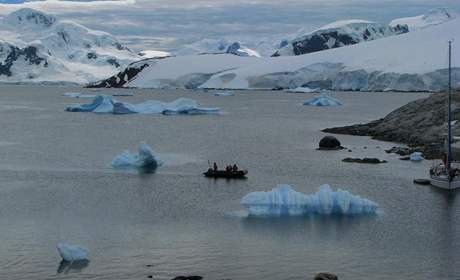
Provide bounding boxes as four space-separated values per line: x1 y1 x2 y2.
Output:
303 94 343 106
66 96 219 115
112 142 162 170
57 243 89 262
241 184 378 217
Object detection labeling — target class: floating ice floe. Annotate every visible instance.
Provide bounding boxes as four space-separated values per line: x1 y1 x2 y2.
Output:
112 92 134 97
241 184 378 217
65 95 219 115
62 92 96 98
303 94 343 106
112 142 162 170
285 87 320 93
410 152 424 161
57 243 89 262
214 91 235 96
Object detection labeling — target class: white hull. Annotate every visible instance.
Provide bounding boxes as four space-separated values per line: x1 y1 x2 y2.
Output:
430 175 460 190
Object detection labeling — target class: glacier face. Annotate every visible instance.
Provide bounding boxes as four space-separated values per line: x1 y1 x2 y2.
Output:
57 243 89 262
241 184 378 217
0 8 141 84
272 20 408 56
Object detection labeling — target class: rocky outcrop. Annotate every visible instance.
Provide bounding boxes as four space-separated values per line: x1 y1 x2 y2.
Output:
88 62 149 88
324 92 460 159
273 21 408 56
318 136 344 150
314 273 338 280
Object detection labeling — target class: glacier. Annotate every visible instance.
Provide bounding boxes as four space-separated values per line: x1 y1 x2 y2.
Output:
112 142 162 170
303 94 343 106
98 16 460 92
57 243 89 262
241 184 378 217
65 96 219 115
390 8 456 31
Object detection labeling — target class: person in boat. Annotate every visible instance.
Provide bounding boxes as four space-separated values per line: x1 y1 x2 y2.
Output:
213 162 218 171
226 165 231 172
232 164 238 172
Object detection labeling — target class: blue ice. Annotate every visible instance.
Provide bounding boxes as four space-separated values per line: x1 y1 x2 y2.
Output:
241 184 378 217
112 142 162 169
57 243 89 262
303 94 343 106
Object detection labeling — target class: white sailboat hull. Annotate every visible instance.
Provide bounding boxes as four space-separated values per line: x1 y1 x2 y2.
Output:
430 175 460 190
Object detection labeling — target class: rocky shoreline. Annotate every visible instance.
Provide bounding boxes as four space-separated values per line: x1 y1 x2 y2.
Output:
323 92 460 159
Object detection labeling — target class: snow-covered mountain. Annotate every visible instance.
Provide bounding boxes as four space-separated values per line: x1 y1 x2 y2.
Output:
173 38 260 57
390 7 457 30
273 20 408 56
94 17 460 92
0 8 141 84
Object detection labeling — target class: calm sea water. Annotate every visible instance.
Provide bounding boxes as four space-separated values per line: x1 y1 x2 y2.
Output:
0 85 458 280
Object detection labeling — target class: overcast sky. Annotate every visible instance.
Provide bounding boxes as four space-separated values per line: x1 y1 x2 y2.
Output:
0 0 458 51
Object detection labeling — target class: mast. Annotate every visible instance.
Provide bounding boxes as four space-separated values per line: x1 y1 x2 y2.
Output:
447 40 452 175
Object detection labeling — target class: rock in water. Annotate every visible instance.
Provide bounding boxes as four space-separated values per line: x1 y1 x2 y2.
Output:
57 243 89 262
171 277 203 280
314 272 338 280
342 157 387 164
318 136 343 150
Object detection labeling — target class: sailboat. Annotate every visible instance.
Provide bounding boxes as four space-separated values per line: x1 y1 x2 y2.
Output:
429 41 460 190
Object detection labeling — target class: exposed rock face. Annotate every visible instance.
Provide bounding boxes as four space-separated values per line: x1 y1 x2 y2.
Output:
273 20 408 56
324 92 460 159
88 62 149 88
0 43 46 77
318 136 343 150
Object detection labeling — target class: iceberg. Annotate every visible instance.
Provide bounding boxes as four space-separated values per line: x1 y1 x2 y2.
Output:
303 94 343 106
410 152 424 161
112 142 162 170
214 91 235 96
66 96 219 115
285 87 320 93
62 92 96 98
65 95 115 113
241 184 378 217
57 243 89 262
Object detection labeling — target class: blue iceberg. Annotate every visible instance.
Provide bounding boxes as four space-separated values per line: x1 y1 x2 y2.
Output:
410 152 424 161
303 94 343 106
241 184 378 217
57 243 89 262
112 142 162 170
66 96 219 115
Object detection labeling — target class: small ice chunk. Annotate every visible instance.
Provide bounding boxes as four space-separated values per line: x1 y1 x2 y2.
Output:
57 243 89 262
63 92 96 98
113 92 135 97
410 152 424 161
286 87 320 93
214 91 235 96
112 142 162 169
303 94 343 106
241 184 378 217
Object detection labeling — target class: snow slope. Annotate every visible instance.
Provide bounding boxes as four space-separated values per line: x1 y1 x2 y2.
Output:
0 8 142 84
99 18 459 92
273 20 408 56
174 38 260 57
390 8 457 30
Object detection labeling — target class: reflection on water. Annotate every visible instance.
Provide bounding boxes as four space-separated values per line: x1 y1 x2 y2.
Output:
57 260 90 274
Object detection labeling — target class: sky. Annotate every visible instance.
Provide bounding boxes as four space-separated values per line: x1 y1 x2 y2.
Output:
0 0 459 52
